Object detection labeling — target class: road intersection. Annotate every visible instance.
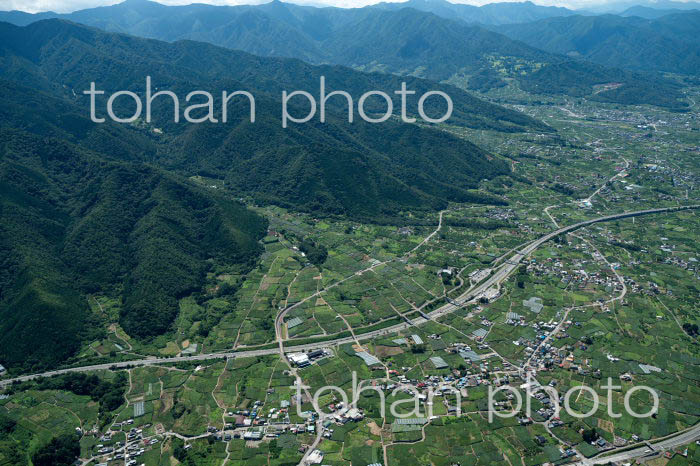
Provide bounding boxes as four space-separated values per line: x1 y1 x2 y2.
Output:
2 204 698 465
3 205 697 389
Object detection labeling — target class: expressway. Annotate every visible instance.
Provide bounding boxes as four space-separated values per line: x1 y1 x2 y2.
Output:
428 204 699 319
1 204 697 392
574 422 700 465
272 210 445 352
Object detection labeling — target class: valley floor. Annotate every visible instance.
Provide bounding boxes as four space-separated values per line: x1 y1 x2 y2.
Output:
1 85 700 466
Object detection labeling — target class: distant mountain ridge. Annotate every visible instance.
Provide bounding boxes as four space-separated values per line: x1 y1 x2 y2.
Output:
0 0 689 110
372 0 578 25
497 12 700 75
0 0 554 71
0 18 543 369
0 0 580 26
596 0 700 14
619 5 697 18
0 18 531 216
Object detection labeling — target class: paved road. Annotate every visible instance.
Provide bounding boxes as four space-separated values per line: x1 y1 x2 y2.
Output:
273 210 445 349
2 204 698 466
574 422 700 465
2 205 697 392
583 156 629 204
431 205 698 318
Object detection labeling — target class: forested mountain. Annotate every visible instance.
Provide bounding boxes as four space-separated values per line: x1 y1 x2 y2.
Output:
0 0 579 28
0 19 523 215
0 127 267 371
311 7 546 80
0 18 537 369
0 18 546 132
497 12 700 75
0 0 688 110
0 0 554 77
373 0 578 25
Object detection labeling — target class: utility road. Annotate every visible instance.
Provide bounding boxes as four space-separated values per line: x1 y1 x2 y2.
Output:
1 205 696 390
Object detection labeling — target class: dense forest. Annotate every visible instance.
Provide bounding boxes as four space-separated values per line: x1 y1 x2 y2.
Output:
519 61 688 111
0 19 530 371
31 434 80 466
0 0 691 109
0 129 266 371
0 19 519 219
10 372 128 413
299 239 329 266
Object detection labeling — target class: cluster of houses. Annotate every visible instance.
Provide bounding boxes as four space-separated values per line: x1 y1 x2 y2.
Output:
663 252 698 275
90 420 155 466
643 160 698 194
206 394 367 448
520 336 592 375
323 402 365 425
524 255 623 293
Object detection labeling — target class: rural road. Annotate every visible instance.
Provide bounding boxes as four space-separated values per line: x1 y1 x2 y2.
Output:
1 204 698 466
2 205 697 390
273 210 445 349
574 422 700 465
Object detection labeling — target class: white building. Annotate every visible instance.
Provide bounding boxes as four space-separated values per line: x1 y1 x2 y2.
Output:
288 353 310 367
306 449 324 464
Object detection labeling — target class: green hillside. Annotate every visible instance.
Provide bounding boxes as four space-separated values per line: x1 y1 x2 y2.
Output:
498 13 700 76
0 19 520 219
519 60 689 111
0 0 688 109
0 129 266 371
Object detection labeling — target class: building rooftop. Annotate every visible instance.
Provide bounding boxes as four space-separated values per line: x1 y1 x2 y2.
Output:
286 317 304 329
355 351 381 366
523 297 544 314
459 350 482 362
430 356 448 369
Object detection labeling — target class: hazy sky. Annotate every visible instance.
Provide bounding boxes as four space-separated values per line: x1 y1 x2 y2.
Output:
0 0 691 14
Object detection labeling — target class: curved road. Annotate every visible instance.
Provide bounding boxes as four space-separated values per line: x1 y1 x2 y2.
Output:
1 205 697 393
273 210 445 351
2 204 698 466
574 422 700 465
